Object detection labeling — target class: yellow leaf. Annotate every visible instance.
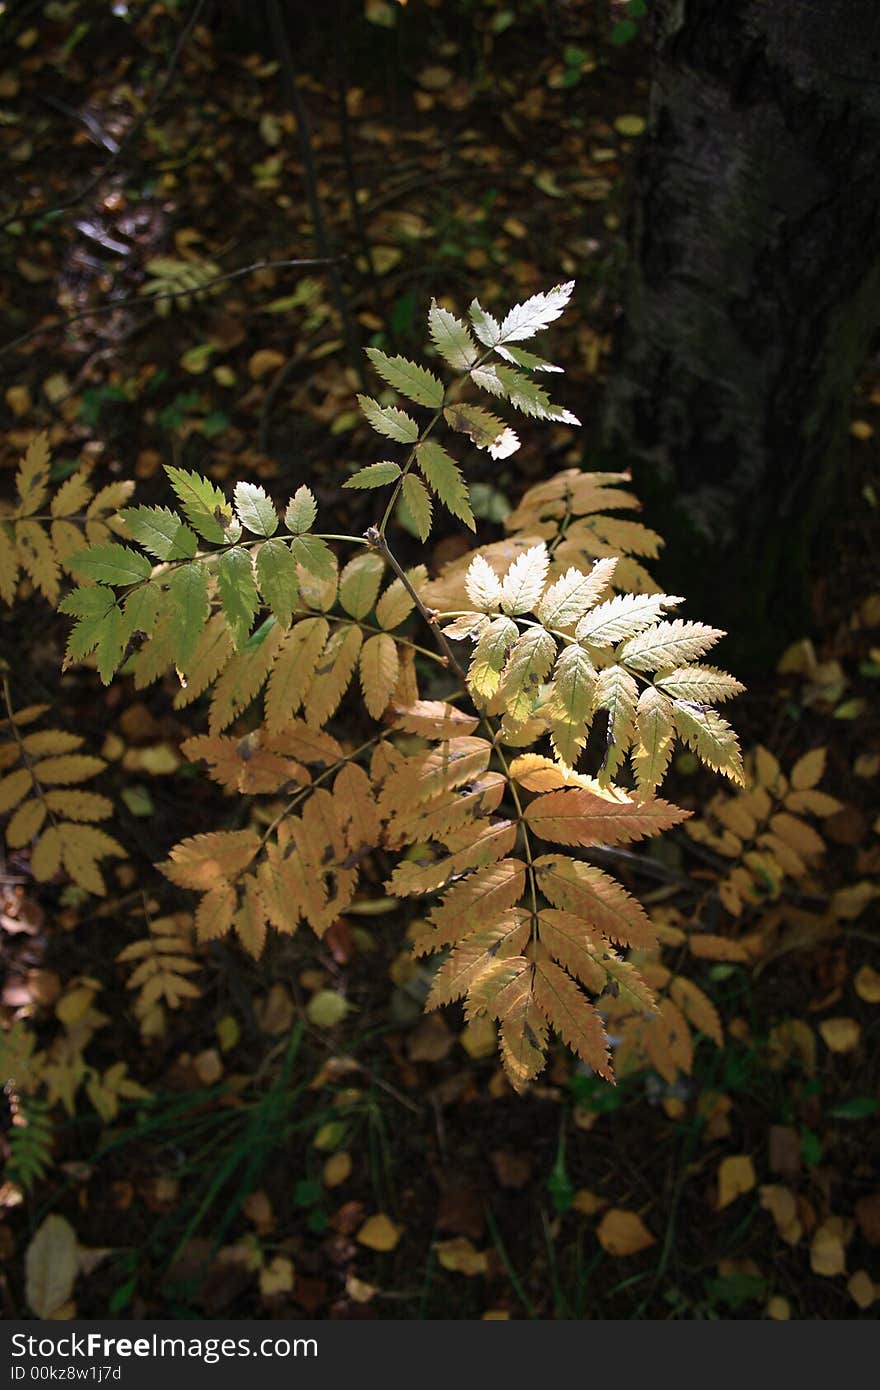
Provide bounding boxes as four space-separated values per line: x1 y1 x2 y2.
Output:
16 432 51 516
31 824 61 881
615 114 646 136
56 984 98 1024
359 632 399 719
818 1017 860 1053
717 1154 756 1209
854 965 880 1004
847 1270 876 1309
0 767 31 815
5 795 47 847
259 1256 295 1298
357 1213 401 1252
322 1151 353 1188
435 1238 489 1275
596 1209 655 1256
810 1221 846 1277
766 1296 791 1320
790 747 826 790
25 1215 79 1318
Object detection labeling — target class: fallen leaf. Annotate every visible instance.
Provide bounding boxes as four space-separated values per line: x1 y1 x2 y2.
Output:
855 1193 880 1246
596 1208 655 1256
407 1014 454 1062
243 1190 274 1234
759 1185 801 1244
717 1155 756 1209
766 1295 790 1319
25 1216 79 1318
322 1151 353 1188
434 1237 488 1275
572 1189 607 1216
819 1017 861 1053
615 114 646 137
491 1150 533 1190
854 965 880 1004
306 990 350 1028
459 1016 496 1059
345 1274 378 1303
357 1213 401 1252
847 1270 876 1309
259 1255 295 1298
810 1220 846 1277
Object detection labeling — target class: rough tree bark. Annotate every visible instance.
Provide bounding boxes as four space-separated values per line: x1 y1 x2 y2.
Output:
603 0 880 666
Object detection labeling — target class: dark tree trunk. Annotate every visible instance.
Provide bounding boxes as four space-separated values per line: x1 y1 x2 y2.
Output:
604 0 880 668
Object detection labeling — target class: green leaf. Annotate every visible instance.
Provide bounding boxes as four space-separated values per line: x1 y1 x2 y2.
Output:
124 585 161 635
469 615 519 700
165 466 231 544
827 1097 878 1120
594 664 638 783
233 481 278 537
494 343 563 373
59 587 117 621
284 485 318 535
416 441 474 528
339 551 385 620
217 547 259 648
494 365 579 424
500 626 557 724
357 395 419 444
342 461 401 490
94 603 129 685
290 533 336 583
400 474 432 541
256 537 299 628
468 298 501 348
365 349 444 408
69 543 152 587
428 301 478 370
167 561 209 673
122 505 197 561
548 644 597 767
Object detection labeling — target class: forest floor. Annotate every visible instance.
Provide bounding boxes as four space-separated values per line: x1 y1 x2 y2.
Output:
0 1 878 1320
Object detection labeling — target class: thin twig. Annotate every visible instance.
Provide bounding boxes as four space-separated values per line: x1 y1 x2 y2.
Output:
0 257 337 359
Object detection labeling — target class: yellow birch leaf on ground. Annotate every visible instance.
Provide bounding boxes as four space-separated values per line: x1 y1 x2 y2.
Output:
766 1296 791 1320
26 1215 79 1318
759 1185 801 1244
357 1214 401 1252
596 1209 655 1256
818 1017 860 1053
854 965 880 1004
717 1154 756 1209
322 1151 353 1188
259 1256 295 1298
810 1221 846 1277
847 1270 876 1309
435 1238 489 1275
